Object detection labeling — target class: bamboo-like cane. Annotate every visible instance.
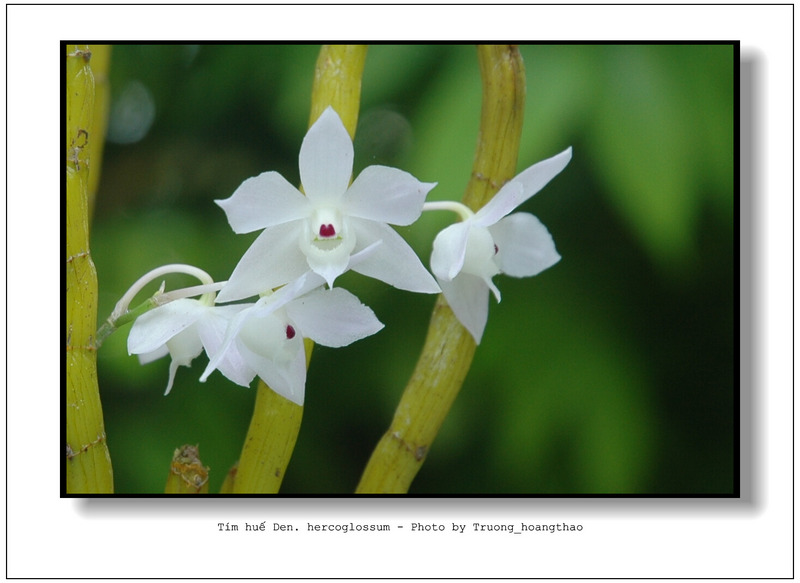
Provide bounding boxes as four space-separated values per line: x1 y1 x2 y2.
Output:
65 44 114 493
356 45 526 493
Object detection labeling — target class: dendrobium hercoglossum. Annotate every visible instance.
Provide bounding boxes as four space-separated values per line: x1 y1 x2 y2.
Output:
127 297 250 395
105 101 572 409
427 147 572 343
201 271 384 405
215 106 440 303
110 264 233 395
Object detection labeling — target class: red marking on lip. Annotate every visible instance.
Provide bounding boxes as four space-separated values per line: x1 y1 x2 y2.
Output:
285 325 296 340
319 224 336 238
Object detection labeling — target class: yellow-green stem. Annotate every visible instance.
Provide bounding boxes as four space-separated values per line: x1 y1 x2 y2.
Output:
219 462 238 493
164 445 209 494
308 44 368 138
66 44 114 493
230 45 368 493
86 45 111 219
231 345 308 493
356 45 526 493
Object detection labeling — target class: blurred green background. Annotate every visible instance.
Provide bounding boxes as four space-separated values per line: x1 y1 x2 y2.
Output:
90 44 735 494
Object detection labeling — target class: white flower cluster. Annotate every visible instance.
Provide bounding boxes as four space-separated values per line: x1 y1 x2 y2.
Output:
124 107 571 405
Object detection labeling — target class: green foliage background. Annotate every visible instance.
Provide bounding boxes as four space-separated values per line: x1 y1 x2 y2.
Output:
91 44 735 494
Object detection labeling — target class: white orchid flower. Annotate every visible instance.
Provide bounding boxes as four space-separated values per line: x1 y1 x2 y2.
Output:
127 299 250 395
428 147 572 343
201 272 384 406
215 106 440 303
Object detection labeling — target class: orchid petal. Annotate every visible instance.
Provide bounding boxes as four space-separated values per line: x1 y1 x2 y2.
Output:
253 272 319 316
215 171 310 234
477 147 572 228
199 304 256 383
238 340 307 406
485 274 502 303
438 273 491 344
165 359 182 396
294 240 380 291
473 181 525 227
196 305 254 387
349 219 440 293
347 239 382 270
203 275 314 383
165 327 204 366
138 344 168 365
213 357 257 388
215 221 307 303
127 299 205 355
430 221 471 281
234 306 305 402
509 146 572 206
459 225 501 295
344 165 436 226
489 213 561 277
299 107 354 204
475 147 571 226
162 327 204 395
285 288 384 348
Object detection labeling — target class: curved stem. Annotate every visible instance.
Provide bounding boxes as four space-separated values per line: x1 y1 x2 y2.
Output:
356 45 526 493
110 263 215 321
158 281 226 305
422 200 475 221
95 266 221 349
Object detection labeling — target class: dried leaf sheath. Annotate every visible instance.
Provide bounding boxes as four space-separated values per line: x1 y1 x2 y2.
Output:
164 445 209 494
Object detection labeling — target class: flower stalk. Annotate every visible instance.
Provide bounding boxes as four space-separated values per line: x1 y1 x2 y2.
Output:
230 44 368 493
66 44 114 493
95 264 224 347
356 45 526 493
